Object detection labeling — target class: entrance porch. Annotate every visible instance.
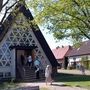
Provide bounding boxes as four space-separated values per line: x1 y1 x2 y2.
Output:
10 45 45 82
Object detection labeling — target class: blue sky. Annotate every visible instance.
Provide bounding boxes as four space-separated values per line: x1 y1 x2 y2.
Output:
41 29 72 49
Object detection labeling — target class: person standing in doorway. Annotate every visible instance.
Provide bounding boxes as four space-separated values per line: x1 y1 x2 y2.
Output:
20 55 25 67
27 55 33 68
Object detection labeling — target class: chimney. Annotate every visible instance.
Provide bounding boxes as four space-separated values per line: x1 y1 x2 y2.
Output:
56 46 60 49
62 45 64 48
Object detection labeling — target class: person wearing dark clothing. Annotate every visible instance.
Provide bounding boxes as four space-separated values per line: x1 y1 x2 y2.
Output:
19 55 25 79
35 65 40 79
34 57 41 79
20 55 25 66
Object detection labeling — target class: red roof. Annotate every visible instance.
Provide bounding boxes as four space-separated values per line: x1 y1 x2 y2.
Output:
66 40 90 57
66 48 77 57
52 46 71 59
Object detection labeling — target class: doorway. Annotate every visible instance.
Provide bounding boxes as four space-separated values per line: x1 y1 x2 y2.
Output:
16 49 36 80
16 50 25 80
10 45 37 80
64 57 68 69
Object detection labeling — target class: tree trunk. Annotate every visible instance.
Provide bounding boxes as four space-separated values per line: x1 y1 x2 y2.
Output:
0 0 3 12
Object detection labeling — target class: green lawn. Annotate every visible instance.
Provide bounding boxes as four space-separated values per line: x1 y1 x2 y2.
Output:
0 82 19 90
0 72 90 90
0 82 49 90
54 73 90 89
40 87 49 90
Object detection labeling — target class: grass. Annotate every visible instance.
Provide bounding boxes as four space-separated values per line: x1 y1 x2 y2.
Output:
0 82 49 90
40 87 49 90
0 81 19 90
54 72 90 89
0 70 90 90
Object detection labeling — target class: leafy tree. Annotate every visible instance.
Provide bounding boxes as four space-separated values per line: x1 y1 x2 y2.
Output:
0 0 90 44
28 0 90 43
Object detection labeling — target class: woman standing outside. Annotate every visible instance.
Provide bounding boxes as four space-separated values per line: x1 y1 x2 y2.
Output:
45 65 53 85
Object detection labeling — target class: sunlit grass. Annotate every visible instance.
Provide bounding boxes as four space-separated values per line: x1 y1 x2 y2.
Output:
65 81 90 87
54 72 90 89
64 81 90 90
0 71 90 90
40 87 49 90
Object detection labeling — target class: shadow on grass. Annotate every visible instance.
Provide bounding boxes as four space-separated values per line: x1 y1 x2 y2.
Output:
51 83 71 87
54 73 90 82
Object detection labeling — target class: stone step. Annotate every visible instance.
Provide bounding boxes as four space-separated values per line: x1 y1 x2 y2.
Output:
24 75 45 79
21 78 45 82
23 77 45 82
24 73 45 78
21 66 45 82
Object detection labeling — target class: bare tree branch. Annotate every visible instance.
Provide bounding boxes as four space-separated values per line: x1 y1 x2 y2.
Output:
63 12 90 29
72 0 88 17
1 7 8 24
78 27 90 39
2 0 10 8
0 1 17 24
48 3 90 29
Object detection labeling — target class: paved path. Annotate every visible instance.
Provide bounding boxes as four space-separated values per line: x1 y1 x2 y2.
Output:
17 70 90 90
19 82 88 90
58 69 90 75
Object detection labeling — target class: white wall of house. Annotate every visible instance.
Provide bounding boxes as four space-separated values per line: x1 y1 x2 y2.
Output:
68 55 90 63
68 56 81 63
68 55 90 69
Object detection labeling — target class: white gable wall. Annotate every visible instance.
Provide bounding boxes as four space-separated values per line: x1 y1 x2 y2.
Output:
0 13 51 79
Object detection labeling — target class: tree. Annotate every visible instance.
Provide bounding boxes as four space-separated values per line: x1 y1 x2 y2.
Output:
0 0 3 12
28 0 90 43
0 0 90 44
0 0 20 25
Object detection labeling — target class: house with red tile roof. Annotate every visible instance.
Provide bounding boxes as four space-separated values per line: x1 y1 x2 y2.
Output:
52 46 72 69
66 40 90 69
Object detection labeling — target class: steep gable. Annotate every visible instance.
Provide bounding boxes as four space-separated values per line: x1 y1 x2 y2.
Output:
0 2 57 69
52 46 71 60
0 3 33 42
